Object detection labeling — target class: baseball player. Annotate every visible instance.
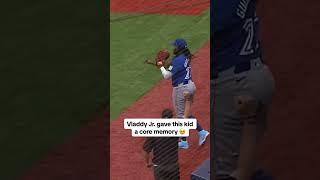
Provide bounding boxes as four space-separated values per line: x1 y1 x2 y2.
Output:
212 0 275 180
157 38 209 149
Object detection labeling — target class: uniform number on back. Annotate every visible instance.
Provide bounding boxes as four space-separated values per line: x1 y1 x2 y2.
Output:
240 17 259 56
184 58 191 80
185 67 191 79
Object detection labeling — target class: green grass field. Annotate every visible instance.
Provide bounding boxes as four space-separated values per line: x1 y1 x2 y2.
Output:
110 11 210 119
0 1 107 179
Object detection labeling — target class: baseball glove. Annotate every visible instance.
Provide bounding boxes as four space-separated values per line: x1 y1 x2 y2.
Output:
144 49 171 68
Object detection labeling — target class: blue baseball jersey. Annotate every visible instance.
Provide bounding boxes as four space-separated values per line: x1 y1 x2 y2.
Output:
169 54 192 87
212 0 262 72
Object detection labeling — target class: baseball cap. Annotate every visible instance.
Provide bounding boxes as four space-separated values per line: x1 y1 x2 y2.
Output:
171 38 187 48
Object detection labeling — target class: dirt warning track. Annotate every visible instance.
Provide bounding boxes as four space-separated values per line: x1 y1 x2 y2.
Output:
111 0 209 16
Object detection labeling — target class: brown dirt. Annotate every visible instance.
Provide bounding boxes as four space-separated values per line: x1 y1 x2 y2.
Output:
110 0 209 16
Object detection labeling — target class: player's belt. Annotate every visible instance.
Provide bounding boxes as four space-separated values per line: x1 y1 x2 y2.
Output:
213 58 263 79
174 80 192 87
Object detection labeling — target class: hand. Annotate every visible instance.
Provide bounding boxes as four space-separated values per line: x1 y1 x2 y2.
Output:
146 163 153 168
156 49 170 67
144 152 154 169
234 95 258 117
156 61 164 69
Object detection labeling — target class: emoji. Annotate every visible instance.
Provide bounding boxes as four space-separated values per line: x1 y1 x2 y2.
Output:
179 128 186 135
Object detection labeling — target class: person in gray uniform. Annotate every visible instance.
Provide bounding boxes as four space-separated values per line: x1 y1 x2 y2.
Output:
158 38 209 149
212 0 275 179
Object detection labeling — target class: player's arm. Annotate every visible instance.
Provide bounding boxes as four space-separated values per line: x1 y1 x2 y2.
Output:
232 96 259 180
143 137 154 167
233 117 257 180
160 66 173 79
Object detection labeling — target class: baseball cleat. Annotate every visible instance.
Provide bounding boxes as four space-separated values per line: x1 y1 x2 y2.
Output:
178 140 189 149
198 130 209 145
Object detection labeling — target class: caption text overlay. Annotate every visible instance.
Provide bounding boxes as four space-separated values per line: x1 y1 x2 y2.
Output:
124 118 197 137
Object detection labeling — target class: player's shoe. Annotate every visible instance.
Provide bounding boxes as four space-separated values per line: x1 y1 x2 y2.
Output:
178 140 189 149
198 130 209 145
